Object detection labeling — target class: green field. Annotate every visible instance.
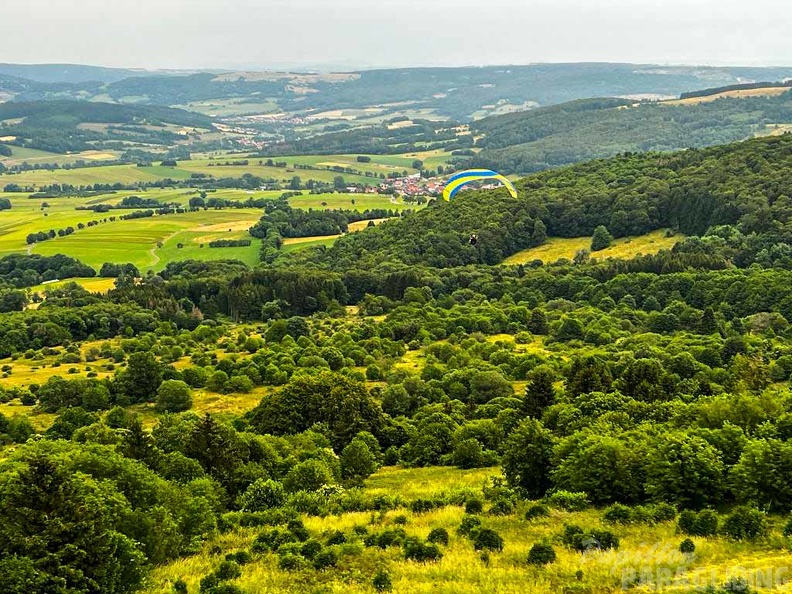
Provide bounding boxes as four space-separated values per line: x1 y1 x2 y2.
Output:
0 189 414 271
502 229 683 265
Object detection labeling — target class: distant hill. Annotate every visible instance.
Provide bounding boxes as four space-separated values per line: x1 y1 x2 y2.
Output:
468 88 792 174
0 100 215 154
0 63 159 84
4 62 792 120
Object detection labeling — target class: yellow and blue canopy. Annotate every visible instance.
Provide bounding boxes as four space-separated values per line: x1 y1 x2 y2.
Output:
442 169 518 201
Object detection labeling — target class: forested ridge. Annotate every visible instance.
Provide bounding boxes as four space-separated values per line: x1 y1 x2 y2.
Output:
312 134 792 269
6 134 792 592
469 89 792 173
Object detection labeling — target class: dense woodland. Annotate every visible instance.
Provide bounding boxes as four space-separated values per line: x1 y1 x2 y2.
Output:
6 134 792 592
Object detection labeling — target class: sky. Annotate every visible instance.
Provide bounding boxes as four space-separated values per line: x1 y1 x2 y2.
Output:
3 0 792 71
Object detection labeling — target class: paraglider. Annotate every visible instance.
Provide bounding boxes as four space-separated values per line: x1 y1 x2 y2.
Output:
442 169 518 202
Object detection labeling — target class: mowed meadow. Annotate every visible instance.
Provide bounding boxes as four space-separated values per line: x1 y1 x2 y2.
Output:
0 189 413 271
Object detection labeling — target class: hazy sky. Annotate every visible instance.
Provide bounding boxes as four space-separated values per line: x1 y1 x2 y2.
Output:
4 0 792 70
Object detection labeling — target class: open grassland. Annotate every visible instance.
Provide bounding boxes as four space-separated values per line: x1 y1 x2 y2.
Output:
502 229 683 265
0 145 120 167
140 464 792 594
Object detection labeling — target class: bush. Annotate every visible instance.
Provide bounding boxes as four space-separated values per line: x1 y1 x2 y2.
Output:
277 554 306 571
287 519 310 542
652 502 677 523
524 504 550 521
174 579 188 593
680 538 695 554
224 551 252 565
427 527 449 546
547 491 589 511
373 570 393 592
213 561 241 581
465 498 484 514
403 537 443 562
721 506 767 541
457 515 482 536
313 548 338 570
527 542 557 566
251 527 296 553
156 379 192 413
300 539 323 559
488 498 515 516
364 528 407 549
471 528 504 552
678 510 718 537
784 517 792 538
603 503 633 524
325 529 346 545
240 479 285 512
561 525 619 552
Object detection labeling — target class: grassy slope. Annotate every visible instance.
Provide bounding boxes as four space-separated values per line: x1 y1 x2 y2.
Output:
140 464 792 594
502 230 683 265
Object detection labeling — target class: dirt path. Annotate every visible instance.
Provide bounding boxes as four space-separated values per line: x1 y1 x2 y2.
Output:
147 231 180 269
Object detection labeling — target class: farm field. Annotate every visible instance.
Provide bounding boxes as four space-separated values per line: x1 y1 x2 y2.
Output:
502 229 683 265
0 189 412 271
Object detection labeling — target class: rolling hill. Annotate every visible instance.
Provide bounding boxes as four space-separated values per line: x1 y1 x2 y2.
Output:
468 86 792 174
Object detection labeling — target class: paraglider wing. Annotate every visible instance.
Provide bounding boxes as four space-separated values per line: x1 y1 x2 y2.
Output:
442 169 518 201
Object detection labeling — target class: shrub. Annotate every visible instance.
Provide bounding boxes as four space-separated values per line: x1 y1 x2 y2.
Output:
365 528 407 549
527 542 557 566
213 561 241 581
313 548 339 570
680 538 695 554
678 510 718 537
277 554 306 571
174 579 188 593
325 529 346 545
240 479 285 512
652 502 677 523
427 527 449 546
471 528 504 552
784 517 792 538
373 570 393 592
465 498 484 514
547 490 589 511
561 525 619 552
721 506 767 541
224 551 252 566
603 503 633 524
251 527 296 553
156 379 192 413
489 498 515 516
392 514 408 525
301 539 323 559
457 515 482 536
403 537 443 562
524 504 550 521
